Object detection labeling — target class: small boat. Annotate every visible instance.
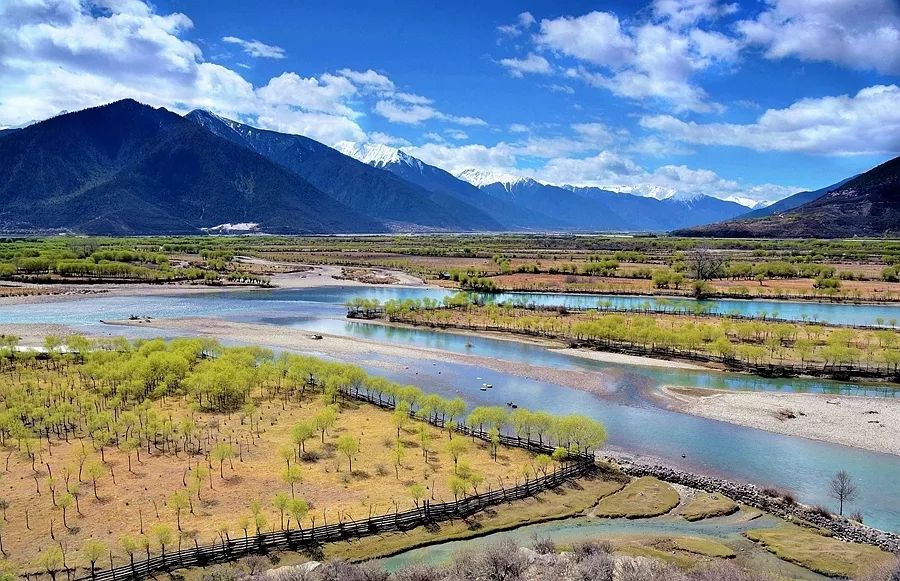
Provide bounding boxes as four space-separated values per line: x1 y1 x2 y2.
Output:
480 386 488 391
482 383 493 389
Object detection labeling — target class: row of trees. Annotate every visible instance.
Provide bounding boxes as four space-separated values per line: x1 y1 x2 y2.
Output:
382 304 900 374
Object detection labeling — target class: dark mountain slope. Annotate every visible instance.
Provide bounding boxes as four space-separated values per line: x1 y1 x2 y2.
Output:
185 111 501 231
677 156 900 238
0 100 383 235
738 177 856 220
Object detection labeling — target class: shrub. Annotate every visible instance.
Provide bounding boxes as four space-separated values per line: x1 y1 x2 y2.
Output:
571 539 613 561
810 504 832 517
570 553 614 581
530 533 556 555
391 564 443 581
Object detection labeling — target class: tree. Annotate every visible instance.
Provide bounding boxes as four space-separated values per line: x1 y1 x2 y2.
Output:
120 535 138 574
169 490 190 531
81 540 106 580
211 443 235 479
829 470 858 516
281 465 302 498
152 524 173 560
690 247 726 281
409 483 426 509
273 492 289 530
446 439 467 474
57 493 74 529
292 421 315 454
336 435 359 472
288 498 309 530
449 476 467 502
84 461 105 500
314 407 338 443
37 545 64 581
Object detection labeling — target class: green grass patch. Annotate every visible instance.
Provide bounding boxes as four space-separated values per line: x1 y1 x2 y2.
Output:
680 492 739 522
321 475 625 562
595 476 680 519
745 524 892 578
670 537 735 558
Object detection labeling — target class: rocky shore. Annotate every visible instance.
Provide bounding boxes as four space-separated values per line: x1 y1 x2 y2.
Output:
605 452 900 554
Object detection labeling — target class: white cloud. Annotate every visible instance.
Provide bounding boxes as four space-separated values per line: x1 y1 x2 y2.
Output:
446 128 468 140
256 72 358 116
0 0 486 145
532 10 738 112
641 84 900 155
737 0 900 74
499 53 552 77
652 0 738 29
374 100 436 124
222 36 285 59
537 12 633 67
406 142 518 174
336 68 396 91
498 11 536 36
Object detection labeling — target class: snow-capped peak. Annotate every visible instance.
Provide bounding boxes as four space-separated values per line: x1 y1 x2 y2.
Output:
334 142 423 171
455 168 532 189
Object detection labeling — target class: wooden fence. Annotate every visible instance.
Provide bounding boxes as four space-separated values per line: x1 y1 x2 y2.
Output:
53 385 596 581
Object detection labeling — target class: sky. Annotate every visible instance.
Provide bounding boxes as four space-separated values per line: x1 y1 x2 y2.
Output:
2 0 900 206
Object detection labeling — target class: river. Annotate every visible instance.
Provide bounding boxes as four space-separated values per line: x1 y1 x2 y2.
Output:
2 286 899 531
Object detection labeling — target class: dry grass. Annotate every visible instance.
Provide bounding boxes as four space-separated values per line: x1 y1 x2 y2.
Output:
2 394 538 573
745 524 893 577
172 475 625 579
594 477 680 519
679 492 739 522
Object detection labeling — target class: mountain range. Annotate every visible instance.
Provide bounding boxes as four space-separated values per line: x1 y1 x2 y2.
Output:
677 157 900 238
0 99 770 235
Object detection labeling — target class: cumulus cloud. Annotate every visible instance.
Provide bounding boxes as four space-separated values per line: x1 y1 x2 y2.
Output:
222 36 285 59
529 9 739 112
0 0 485 145
652 0 738 29
498 11 536 36
373 99 485 126
641 84 900 155
499 53 552 77
737 0 900 74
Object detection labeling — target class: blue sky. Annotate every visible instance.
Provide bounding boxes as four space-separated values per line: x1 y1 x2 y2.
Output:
2 0 899 205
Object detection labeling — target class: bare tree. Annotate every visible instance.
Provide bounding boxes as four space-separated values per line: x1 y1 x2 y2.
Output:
690 247 726 281
829 470 859 516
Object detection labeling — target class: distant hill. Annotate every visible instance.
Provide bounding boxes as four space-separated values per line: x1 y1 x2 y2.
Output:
736 177 856 220
187 112 501 231
335 143 566 230
565 186 749 231
677 156 900 238
0 100 383 235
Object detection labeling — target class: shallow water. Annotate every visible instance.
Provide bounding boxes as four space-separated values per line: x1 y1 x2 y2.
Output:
3 287 900 530
376 511 828 580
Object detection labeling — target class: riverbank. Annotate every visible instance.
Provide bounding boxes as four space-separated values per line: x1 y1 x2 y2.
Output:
0 264 430 306
101 317 617 396
609 452 900 553
657 386 900 457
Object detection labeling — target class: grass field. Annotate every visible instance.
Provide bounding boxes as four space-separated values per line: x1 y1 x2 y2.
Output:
593 476 680 519
745 524 893 577
679 492 739 521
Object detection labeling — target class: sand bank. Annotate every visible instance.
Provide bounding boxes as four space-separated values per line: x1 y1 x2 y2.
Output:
551 348 707 371
659 386 900 456
105 317 614 395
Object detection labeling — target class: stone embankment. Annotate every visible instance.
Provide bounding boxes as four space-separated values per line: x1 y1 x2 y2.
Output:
603 452 900 554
